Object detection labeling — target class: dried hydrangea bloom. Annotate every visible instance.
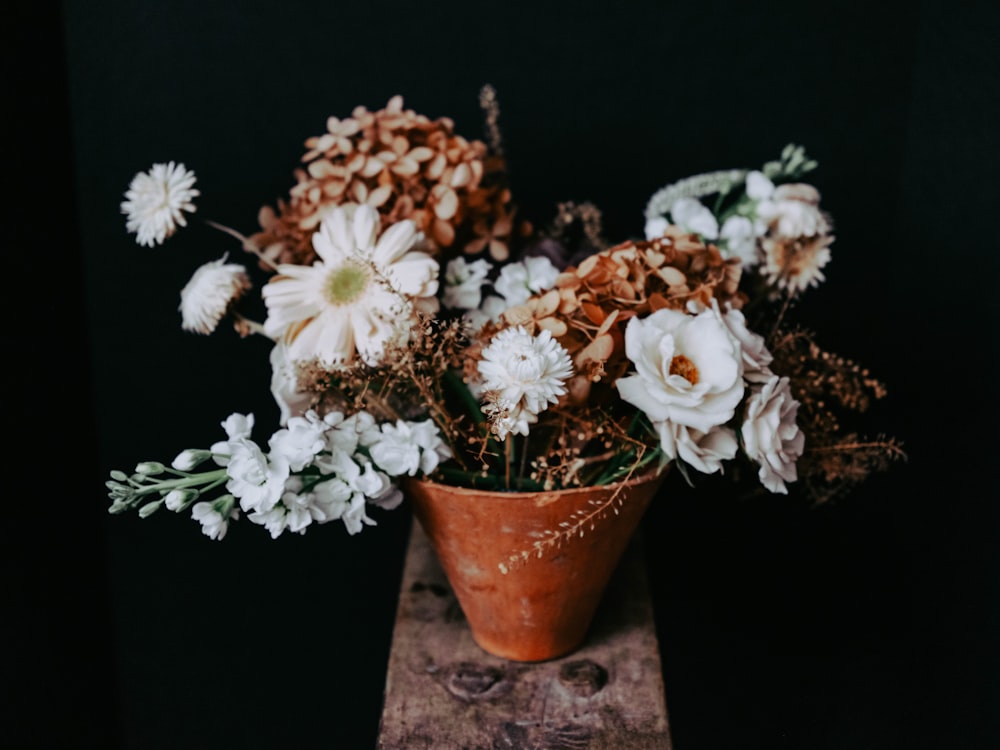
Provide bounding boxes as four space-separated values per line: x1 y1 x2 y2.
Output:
249 96 520 267
496 226 745 405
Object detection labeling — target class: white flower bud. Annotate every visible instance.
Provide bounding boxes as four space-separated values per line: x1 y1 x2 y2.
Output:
138 500 163 518
171 449 212 471
135 461 166 476
163 489 199 511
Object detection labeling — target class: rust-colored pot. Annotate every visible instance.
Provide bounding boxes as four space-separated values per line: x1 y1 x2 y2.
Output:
403 469 667 662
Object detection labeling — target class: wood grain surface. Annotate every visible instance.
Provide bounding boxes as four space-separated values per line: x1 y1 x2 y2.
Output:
377 520 672 749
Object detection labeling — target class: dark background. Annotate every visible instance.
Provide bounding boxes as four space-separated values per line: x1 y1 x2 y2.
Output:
7 1 999 747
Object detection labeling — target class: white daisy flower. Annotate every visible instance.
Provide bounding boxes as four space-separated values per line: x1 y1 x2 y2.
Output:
178 254 251 335
262 205 439 367
477 326 573 439
121 161 200 247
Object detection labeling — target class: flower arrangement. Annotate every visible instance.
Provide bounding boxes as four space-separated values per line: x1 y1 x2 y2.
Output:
107 88 905 545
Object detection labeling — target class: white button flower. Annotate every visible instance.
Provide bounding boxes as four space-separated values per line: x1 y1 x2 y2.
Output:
121 161 200 247
262 205 439 367
477 326 574 440
741 375 804 493
178 254 251 335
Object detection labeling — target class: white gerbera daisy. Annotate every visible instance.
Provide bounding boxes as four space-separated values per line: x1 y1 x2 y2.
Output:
178 254 251 334
477 326 573 439
121 161 200 247
262 205 439 366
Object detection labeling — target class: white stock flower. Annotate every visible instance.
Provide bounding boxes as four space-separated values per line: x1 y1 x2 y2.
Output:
477 326 573 439
191 497 238 541
210 413 256 465
267 411 328 471
442 257 493 310
492 256 559 306
741 375 804 493
178 254 251 335
670 197 719 240
224 439 290 514
369 419 451 477
262 205 439 367
615 307 744 435
269 341 314 427
121 161 200 247
341 494 377 535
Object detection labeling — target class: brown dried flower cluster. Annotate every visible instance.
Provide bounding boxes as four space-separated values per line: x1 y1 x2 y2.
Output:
248 95 522 267
495 227 744 405
764 327 906 504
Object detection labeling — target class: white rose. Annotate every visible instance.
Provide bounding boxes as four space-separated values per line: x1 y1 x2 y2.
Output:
616 308 745 434
741 375 805 493
658 422 738 475
716 302 774 383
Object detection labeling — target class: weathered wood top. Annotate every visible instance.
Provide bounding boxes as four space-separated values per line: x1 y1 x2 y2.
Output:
377 520 672 749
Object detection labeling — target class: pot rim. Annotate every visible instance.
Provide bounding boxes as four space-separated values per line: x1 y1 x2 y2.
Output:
404 464 669 500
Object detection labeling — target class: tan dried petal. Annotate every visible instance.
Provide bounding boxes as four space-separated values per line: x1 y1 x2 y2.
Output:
431 185 459 220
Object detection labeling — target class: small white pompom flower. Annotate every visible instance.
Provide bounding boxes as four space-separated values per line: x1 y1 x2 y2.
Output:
477 326 573 439
178 254 251 334
121 161 200 247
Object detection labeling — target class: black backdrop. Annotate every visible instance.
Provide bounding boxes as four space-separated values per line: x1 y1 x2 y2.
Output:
8 1 999 748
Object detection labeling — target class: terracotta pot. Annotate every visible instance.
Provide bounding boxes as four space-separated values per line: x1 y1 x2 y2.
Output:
403 469 667 662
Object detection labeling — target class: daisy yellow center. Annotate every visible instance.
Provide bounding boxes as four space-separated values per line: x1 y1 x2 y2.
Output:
324 261 371 305
669 354 699 385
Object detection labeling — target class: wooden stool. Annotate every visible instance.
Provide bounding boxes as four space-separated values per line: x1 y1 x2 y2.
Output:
377 520 673 749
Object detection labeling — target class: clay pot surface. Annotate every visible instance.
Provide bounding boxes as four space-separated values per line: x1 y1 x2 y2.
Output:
404 469 667 662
